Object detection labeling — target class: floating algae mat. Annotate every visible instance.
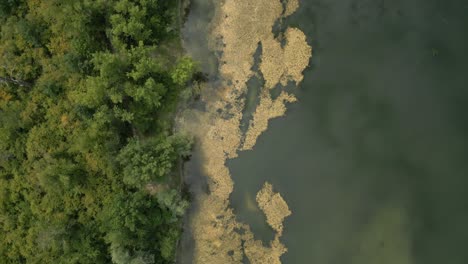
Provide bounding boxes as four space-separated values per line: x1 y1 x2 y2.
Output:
179 0 468 263
177 0 311 263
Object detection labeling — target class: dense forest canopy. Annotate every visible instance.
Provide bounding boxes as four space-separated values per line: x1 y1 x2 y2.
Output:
0 0 195 263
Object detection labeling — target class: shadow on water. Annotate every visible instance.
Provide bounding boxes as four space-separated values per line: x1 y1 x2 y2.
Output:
176 143 209 264
181 0 218 78
177 0 217 263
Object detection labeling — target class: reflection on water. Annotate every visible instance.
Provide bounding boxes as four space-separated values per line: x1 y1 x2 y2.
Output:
351 203 411 264
182 0 468 263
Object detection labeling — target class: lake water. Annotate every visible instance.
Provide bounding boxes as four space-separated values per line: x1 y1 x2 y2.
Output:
182 0 468 263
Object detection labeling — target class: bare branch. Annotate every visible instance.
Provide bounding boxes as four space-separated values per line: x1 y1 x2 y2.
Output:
0 76 32 87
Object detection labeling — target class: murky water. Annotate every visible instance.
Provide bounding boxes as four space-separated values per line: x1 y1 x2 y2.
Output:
181 0 468 263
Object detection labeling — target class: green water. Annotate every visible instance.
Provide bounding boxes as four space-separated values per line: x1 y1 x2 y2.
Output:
181 0 468 263
228 0 468 263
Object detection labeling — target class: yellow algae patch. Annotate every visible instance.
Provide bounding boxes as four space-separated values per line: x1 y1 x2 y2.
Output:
176 0 312 263
243 235 288 264
256 182 292 235
191 192 244 263
261 28 312 88
189 106 245 264
284 0 300 17
259 36 285 89
212 0 283 91
244 17 311 151
281 28 313 86
243 91 297 150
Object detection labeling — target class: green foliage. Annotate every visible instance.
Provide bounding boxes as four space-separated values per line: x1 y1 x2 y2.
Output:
171 57 196 86
156 189 190 219
110 0 177 48
118 136 192 188
110 245 155 264
159 226 181 261
0 0 195 263
0 0 24 17
71 42 194 133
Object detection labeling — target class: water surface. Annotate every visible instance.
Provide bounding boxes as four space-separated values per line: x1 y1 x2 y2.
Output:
181 0 468 263
228 0 468 263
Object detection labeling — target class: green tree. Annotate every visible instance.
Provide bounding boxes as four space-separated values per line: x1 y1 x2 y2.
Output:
0 0 193 262
117 135 192 188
